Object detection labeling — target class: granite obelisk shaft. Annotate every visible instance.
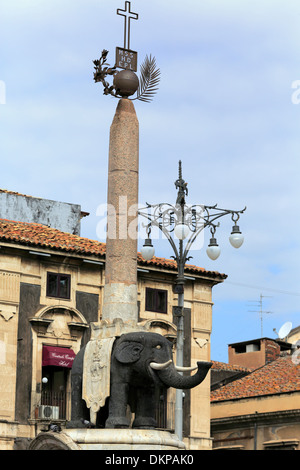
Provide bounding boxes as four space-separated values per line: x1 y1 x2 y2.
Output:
102 98 139 324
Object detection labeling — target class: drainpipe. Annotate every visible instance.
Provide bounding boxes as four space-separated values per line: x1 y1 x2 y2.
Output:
254 411 258 450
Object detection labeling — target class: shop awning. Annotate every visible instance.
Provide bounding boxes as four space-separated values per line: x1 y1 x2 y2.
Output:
42 346 76 368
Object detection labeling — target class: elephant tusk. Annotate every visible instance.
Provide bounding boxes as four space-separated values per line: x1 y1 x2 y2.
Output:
149 359 172 370
175 365 198 372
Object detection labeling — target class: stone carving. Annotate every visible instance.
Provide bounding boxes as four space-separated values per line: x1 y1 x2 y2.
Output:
82 337 115 425
0 304 17 322
0 272 20 303
194 338 208 349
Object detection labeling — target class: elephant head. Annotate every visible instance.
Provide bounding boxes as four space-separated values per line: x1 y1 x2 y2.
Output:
105 331 212 429
112 331 212 390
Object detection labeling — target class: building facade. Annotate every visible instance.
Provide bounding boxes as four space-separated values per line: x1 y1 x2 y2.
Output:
210 337 300 450
0 217 226 450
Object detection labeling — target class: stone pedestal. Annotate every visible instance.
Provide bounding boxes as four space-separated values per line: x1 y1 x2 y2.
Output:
29 429 186 451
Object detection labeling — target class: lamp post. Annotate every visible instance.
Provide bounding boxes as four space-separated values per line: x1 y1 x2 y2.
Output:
139 160 246 441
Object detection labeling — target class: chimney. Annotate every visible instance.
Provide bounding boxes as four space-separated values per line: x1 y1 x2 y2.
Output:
264 339 281 363
228 338 281 369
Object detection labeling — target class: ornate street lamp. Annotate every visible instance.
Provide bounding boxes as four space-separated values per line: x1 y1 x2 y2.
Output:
139 160 246 441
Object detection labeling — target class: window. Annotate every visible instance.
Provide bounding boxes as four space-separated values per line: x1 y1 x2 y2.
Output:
234 345 246 354
155 388 175 431
41 366 69 420
145 288 167 313
264 439 299 450
40 345 75 420
234 342 261 354
46 273 71 299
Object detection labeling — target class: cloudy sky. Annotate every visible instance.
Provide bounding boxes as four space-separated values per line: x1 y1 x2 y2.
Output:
1 0 300 361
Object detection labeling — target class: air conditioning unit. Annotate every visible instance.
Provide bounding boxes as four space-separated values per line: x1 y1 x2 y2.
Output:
38 405 59 420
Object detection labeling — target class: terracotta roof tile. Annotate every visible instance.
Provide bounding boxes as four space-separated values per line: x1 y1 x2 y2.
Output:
211 355 300 402
137 254 226 278
0 218 106 256
211 360 252 372
0 219 226 279
0 188 37 198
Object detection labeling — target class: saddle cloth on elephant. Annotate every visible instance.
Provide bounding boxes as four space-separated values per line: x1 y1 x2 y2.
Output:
82 337 115 425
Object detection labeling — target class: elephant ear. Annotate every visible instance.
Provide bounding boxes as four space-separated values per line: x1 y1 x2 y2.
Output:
115 341 144 364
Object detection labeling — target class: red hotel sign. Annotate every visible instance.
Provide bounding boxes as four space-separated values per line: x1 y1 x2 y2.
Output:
42 346 75 369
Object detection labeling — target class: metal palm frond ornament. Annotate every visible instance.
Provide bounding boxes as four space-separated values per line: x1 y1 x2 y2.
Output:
132 55 160 103
93 2 160 103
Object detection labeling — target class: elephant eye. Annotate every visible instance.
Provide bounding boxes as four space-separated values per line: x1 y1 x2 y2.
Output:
155 345 161 350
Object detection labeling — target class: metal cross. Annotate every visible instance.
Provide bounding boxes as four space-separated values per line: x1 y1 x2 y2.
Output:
117 1 138 50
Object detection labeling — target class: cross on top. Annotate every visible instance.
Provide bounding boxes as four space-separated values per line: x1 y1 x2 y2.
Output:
117 1 138 50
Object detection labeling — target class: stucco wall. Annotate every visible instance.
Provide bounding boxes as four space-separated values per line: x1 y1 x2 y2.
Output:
0 192 83 235
211 392 300 419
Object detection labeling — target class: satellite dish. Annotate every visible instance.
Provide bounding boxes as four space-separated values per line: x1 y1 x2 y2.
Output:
278 321 292 339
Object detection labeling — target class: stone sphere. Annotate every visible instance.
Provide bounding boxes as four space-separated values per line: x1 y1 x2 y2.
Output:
113 70 139 97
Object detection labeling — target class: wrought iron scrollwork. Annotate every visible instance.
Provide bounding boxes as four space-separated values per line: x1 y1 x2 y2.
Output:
138 161 246 271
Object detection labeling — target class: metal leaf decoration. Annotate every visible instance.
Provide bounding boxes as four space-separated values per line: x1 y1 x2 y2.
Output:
134 55 160 103
93 49 118 98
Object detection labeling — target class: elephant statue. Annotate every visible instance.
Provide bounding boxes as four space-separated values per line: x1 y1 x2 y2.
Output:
67 331 212 430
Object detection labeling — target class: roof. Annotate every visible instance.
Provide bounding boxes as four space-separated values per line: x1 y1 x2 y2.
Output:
0 218 106 256
0 188 39 199
228 337 293 351
138 254 226 279
0 218 226 279
289 326 300 337
211 360 252 372
211 355 300 402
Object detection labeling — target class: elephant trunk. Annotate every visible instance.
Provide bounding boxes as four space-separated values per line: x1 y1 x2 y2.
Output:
151 361 212 389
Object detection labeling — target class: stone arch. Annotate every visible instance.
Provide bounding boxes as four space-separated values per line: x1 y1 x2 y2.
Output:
142 319 177 344
29 431 80 450
35 305 88 325
29 306 88 339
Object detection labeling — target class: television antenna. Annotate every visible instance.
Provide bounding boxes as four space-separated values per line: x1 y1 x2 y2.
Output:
247 293 273 337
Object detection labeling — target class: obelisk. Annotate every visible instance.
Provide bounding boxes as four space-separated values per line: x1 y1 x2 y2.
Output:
101 96 139 324
94 2 159 327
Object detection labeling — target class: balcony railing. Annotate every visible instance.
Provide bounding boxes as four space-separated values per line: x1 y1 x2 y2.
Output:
41 391 67 420
155 400 175 431
40 391 175 429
